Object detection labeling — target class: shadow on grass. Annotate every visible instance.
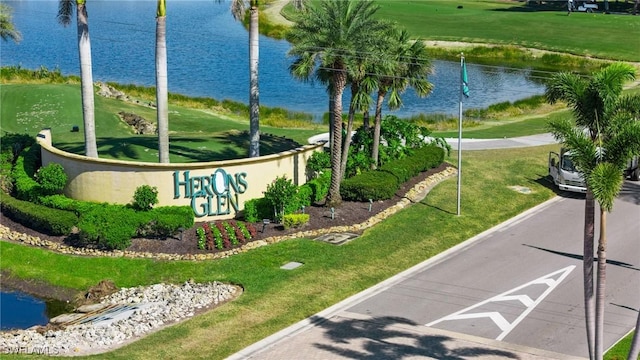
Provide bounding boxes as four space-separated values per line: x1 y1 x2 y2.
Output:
308 314 519 359
522 244 640 271
53 132 304 163
531 174 587 199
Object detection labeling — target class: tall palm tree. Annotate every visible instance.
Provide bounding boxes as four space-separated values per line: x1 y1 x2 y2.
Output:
546 62 638 360
156 0 169 163
0 3 21 43
224 0 260 158
288 0 387 207
371 29 433 169
57 0 98 158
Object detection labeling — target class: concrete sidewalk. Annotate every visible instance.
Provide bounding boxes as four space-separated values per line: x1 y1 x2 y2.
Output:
307 133 558 151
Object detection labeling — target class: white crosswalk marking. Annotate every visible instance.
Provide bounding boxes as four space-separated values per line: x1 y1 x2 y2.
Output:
426 265 575 341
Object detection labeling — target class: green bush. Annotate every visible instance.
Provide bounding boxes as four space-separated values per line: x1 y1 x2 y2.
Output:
132 185 158 211
292 184 313 210
264 176 298 222
139 206 194 238
37 194 102 214
35 163 67 195
340 171 399 201
306 150 331 176
78 205 140 250
243 197 273 223
283 213 310 229
0 133 34 194
11 144 42 201
307 171 331 203
341 145 445 202
0 193 77 235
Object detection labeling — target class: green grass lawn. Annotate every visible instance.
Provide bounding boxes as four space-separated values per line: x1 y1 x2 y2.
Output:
0 145 560 359
375 0 640 62
281 0 640 62
0 84 324 163
433 109 572 138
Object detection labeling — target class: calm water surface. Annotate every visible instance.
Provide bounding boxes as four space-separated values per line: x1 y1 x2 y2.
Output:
1 0 547 119
0 289 71 330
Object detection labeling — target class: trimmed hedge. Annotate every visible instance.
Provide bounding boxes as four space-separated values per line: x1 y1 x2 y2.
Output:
0 193 78 235
78 205 139 250
11 144 42 201
139 206 194 238
341 145 445 202
77 204 196 250
340 171 399 201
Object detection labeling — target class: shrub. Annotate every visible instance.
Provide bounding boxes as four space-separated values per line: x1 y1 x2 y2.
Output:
132 185 158 211
35 163 67 195
306 150 331 176
138 206 194 238
340 171 399 201
293 184 313 210
0 193 78 235
11 144 42 201
243 197 272 223
283 213 310 229
307 171 330 203
264 176 298 221
0 133 34 194
77 205 140 250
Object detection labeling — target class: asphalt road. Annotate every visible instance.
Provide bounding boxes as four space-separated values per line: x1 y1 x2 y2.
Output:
346 181 640 358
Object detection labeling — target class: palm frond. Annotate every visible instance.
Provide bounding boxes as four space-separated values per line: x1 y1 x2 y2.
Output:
57 0 75 26
588 162 624 212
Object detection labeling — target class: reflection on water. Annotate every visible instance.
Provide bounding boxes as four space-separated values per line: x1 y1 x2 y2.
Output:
2 1 547 119
0 289 72 330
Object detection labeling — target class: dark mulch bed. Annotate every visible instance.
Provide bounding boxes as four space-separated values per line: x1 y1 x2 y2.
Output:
1 164 450 256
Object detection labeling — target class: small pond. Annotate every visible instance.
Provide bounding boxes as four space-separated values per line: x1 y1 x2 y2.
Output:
0 289 73 331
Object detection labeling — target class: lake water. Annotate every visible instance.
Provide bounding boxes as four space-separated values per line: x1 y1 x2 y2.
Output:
1 0 547 119
0 289 71 330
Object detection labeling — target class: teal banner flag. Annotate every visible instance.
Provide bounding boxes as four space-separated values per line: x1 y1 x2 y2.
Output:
462 59 470 98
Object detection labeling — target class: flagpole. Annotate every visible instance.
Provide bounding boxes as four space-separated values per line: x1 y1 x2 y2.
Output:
456 54 464 216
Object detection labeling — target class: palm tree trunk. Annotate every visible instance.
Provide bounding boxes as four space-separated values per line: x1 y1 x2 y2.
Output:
76 3 98 158
248 3 260 158
627 310 640 360
363 110 369 130
156 6 169 163
584 189 596 360
340 83 358 181
327 69 346 207
595 208 607 360
371 89 385 170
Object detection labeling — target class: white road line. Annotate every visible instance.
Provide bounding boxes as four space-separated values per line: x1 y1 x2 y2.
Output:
426 265 575 341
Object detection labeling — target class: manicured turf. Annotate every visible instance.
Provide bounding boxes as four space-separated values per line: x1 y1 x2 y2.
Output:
374 0 640 62
0 84 324 163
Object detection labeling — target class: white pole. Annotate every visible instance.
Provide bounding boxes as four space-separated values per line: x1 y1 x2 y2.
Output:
457 54 464 216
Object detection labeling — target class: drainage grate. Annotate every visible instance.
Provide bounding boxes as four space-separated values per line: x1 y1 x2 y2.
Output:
313 233 359 245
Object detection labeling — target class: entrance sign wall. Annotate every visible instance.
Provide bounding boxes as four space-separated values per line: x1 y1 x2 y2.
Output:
37 129 323 221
